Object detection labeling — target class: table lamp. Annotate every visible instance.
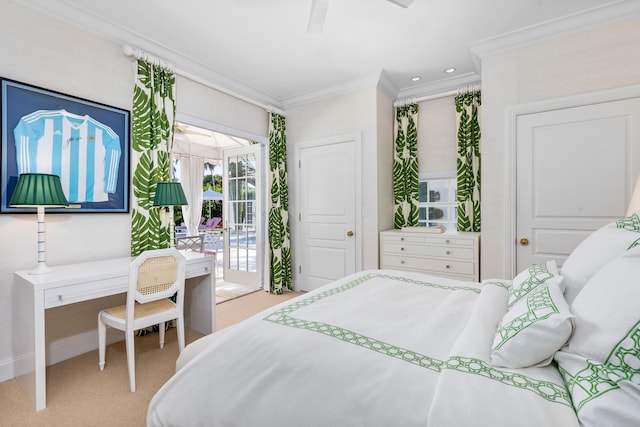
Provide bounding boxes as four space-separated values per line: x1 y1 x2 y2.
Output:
10 173 69 274
627 173 640 216
153 181 188 247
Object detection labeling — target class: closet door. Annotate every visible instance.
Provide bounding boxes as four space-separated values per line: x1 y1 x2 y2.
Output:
516 97 640 272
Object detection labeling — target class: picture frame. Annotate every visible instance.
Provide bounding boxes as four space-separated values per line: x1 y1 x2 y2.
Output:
1 77 130 213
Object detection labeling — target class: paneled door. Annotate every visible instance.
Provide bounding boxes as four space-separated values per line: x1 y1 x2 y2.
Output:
223 144 264 287
297 136 359 291
516 97 640 272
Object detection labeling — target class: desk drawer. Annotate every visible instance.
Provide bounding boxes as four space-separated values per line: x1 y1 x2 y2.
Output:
185 256 215 279
44 275 128 308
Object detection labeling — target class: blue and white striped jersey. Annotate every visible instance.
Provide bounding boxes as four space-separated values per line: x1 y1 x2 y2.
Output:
14 109 121 203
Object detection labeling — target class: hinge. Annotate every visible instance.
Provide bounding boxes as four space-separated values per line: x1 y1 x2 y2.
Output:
299 212 301 221
299 159 301 168
299 265 302 274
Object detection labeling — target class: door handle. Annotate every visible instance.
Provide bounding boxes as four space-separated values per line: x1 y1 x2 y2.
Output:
347 231 354 237
520 238 529 246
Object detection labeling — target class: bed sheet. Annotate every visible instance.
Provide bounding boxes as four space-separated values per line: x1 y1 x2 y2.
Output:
147 269 577 427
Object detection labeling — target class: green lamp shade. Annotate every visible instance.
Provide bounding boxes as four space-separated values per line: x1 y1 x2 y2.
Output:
9 173 69 207
154 182 188 206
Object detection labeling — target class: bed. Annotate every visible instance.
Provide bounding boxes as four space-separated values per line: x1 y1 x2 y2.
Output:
147 213 640 427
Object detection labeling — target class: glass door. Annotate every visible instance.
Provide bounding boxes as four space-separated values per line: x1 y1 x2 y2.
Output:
222 144 263 287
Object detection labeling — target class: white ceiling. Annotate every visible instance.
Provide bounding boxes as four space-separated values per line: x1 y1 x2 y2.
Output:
12 0 640 109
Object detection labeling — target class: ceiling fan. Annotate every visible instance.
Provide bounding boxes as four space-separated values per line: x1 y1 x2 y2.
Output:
308 0 415 33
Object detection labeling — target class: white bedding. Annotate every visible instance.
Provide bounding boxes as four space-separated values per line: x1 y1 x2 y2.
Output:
147 269 579 426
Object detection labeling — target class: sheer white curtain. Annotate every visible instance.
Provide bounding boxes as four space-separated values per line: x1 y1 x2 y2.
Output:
178 155 205 236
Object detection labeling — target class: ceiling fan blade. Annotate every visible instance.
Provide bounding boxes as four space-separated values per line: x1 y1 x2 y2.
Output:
308 0 329 33
387 0 414 8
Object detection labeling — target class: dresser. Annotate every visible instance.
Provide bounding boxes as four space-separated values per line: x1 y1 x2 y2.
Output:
379 230 480 282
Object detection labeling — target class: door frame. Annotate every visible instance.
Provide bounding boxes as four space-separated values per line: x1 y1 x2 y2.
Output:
222 144 265 287
293 133 362 290
505 83 640 278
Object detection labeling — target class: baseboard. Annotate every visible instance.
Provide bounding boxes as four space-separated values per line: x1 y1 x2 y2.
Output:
1 328 123 383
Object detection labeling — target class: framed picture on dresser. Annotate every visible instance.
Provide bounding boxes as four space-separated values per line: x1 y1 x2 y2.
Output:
0 77 130 213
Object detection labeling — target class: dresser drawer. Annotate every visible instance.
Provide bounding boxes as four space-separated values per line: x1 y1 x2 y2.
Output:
382 254 475 276
382 242 474 260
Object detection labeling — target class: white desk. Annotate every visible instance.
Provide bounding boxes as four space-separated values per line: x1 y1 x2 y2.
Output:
13 251 216 411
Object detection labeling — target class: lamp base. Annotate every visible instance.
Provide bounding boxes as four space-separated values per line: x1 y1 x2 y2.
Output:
29 262 53 275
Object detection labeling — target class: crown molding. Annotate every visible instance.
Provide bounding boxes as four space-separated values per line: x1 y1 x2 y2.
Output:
9 0 283 109
468 0 640 68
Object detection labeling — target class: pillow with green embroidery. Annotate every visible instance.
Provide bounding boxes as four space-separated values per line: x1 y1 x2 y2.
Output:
554 245 640 427
560 212 640 304
491 282 573 368
554 351 640 427
508 260 564 308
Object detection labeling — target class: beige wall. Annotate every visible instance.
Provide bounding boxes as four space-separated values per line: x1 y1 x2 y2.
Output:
481 16 640 279
286 87 390 276
0 0 270 381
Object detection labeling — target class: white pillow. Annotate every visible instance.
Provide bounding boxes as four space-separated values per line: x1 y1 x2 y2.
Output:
491 283 573 368
554 245 640 426
554 351 640 427
507 260 563 308
564 244 640 362
560 212 640 304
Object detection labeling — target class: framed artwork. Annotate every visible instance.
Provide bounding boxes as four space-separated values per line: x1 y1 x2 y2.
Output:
0 77 130 213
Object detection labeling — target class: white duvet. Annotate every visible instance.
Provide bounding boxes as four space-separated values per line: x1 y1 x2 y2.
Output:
147 270 579 427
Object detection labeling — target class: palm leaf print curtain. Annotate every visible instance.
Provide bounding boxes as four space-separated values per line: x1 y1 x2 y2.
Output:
455 90 481 232
130 60 176 256
393 103 419 229
268 113 292 294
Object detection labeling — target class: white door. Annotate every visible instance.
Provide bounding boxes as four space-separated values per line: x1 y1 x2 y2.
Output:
516 97 640 271
297 137 359 291
223 144 263 287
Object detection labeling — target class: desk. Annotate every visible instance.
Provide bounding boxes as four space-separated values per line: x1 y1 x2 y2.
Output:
13 251 216 411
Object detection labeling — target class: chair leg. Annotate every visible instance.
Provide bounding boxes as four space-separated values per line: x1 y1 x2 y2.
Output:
176 317 185 353
98 314 106 371
125 330 136 393
159 322 165 349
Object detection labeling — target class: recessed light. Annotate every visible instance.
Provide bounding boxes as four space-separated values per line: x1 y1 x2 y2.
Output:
411 76 421 82
444 67 456 74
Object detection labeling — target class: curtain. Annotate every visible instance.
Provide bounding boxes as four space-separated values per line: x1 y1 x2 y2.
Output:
130 60 176 256
393 103 419 229
179 154 204 236
455 90 481 232
268 113 292 294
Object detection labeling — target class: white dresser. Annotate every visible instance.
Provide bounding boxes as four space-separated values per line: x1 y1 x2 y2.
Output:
379 230 480 282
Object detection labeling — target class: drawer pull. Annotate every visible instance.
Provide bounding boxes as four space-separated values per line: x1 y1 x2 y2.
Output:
400 260 405 264
58 294 63 301
445 240 450 244
204 266 209 271
400 247 405 251
445 265 451 269
446 250 451 255
400 237 405 241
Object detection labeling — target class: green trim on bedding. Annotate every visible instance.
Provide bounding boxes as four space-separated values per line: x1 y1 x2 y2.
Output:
442 356 571 405
493 286 559 352
559 319 640 411
508 263 555 307
264 272 572 407
615 212 640 231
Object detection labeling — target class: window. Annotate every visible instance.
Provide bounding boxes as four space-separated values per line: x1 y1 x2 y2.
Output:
418 174 457 231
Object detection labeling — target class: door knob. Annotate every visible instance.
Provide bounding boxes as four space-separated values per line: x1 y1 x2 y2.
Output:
347 231 354 237
520 238 529 246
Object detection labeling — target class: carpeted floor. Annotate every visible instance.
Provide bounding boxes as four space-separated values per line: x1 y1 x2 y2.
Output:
0 289 302 427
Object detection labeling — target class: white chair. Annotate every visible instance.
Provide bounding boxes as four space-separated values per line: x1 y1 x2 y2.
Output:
98 248 186 392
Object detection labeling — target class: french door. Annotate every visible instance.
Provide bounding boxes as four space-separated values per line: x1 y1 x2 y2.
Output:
222 144 264 287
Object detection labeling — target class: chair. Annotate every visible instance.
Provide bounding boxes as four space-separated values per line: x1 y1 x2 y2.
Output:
176 235 204 252
98 248 186 392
